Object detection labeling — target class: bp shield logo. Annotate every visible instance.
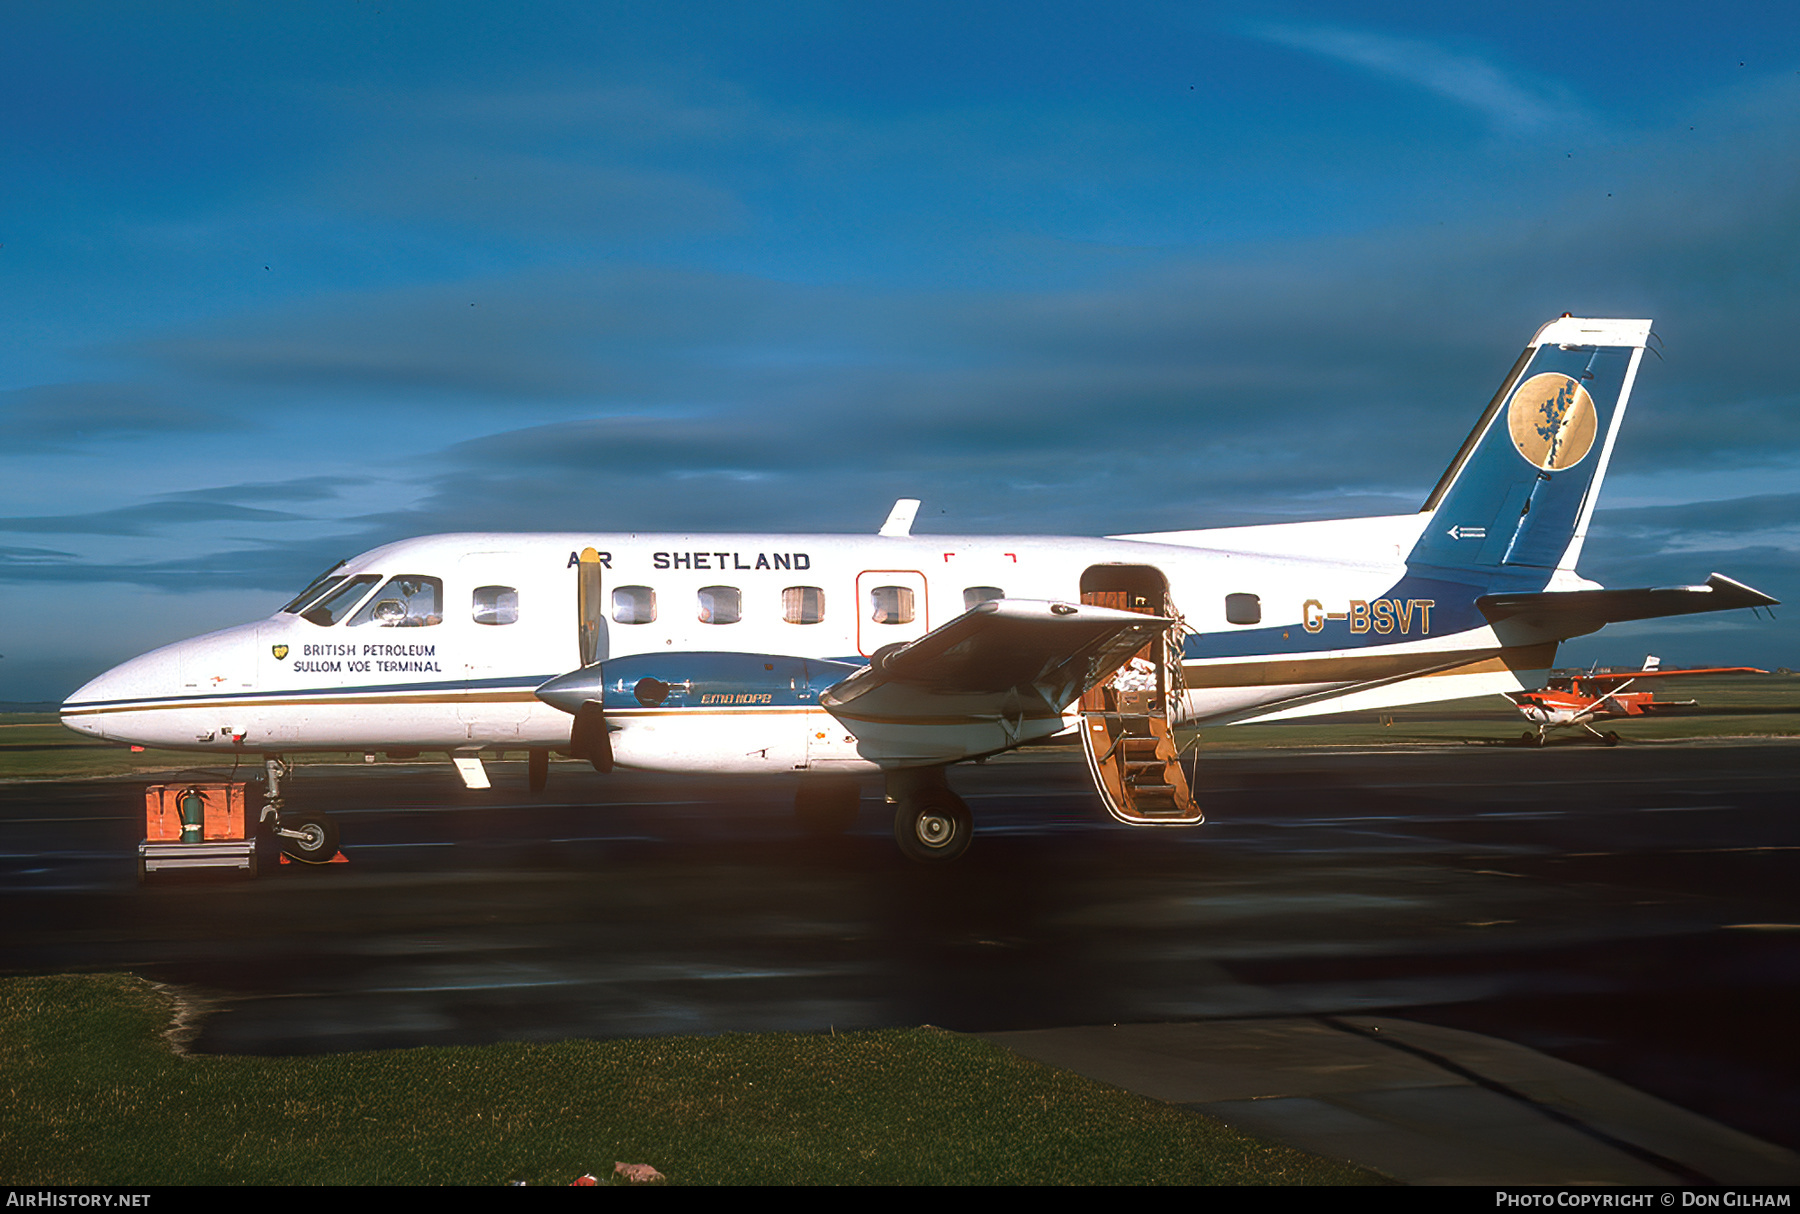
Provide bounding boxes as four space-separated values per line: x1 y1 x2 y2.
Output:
1507 373 1598 471
271 644 289 661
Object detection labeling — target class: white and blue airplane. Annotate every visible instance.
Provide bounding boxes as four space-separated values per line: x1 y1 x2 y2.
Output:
61 316 1776 862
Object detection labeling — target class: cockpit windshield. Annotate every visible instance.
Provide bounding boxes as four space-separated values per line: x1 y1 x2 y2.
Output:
300 575 380 626
280 562 348 614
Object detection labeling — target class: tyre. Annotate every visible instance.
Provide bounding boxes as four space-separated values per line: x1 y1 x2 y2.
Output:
796 778 860 835
893 788 972 863
528 748 549 793
280 813 340 864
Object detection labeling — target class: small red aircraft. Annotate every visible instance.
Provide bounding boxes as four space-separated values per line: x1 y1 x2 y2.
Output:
1508 656 1766 746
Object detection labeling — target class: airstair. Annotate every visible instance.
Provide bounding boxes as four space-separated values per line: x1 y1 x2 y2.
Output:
1077 572 1203 826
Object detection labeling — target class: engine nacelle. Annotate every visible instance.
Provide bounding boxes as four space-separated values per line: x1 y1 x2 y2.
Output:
536 652 868 774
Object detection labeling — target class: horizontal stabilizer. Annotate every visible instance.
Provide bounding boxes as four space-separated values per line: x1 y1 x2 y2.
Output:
821 599 1172 764
1477 573 1778 639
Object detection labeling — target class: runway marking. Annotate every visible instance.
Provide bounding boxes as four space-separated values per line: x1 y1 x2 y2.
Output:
341 841 456 849
548 835 666 844
1557 845 1800 858
329 800 724 816
1723 923 1800 931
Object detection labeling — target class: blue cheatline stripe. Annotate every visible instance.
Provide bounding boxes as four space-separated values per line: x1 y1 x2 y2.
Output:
1182 564 1551 661
63 674 561 712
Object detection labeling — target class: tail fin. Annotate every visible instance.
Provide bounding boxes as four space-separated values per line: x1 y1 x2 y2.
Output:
1410 316 1650 575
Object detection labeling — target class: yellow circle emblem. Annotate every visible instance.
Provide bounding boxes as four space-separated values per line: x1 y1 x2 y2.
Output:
1506 373 1597 471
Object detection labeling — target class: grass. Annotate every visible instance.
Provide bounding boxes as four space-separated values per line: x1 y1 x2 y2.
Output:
0 974 1379 1186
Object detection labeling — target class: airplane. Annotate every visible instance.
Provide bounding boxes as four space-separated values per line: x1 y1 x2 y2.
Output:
1507 655 1767 746
60 315 1778 864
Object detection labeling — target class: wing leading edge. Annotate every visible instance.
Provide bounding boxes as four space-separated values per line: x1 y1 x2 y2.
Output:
820 599 1172 765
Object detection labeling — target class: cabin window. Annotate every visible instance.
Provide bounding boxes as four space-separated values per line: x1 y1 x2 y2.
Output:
869 585 915 625
348 576 443 628
472 585 519 626
783 586 825 624
300 574 380 626
612 585 656 624
1225 592 1262 626
698 586 741 625
963 586 1004 611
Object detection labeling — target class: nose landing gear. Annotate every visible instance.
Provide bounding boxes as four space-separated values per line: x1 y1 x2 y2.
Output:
258 756 344 865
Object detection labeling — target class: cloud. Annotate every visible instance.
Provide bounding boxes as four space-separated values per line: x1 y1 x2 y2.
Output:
167 476 363 506
1595 493 1800 542
0 500 308 537
0 382 230 452
1246 22 1580 134
0 543 77 563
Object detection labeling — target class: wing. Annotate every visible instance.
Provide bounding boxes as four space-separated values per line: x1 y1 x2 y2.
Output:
1477 573 1778 640
1577 665 1768 689
819 599 1172 765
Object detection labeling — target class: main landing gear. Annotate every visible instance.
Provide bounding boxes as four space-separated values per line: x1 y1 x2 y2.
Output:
886 768 973 864
258 756 343 865
792 768 974 861
1520 726 1622 748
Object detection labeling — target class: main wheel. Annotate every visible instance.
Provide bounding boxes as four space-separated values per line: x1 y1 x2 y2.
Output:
528 748 549 793
796 778 860 835
893 789 972 863
1602 731 1620 747
279 813 340 864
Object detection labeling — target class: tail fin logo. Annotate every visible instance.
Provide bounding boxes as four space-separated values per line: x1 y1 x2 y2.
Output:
1507 373 1598 471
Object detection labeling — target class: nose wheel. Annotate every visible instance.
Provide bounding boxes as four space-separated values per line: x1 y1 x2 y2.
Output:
276 813 341 864
893 787 972 863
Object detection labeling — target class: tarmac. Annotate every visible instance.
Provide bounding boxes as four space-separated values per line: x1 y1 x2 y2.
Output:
982 1017 1800 1186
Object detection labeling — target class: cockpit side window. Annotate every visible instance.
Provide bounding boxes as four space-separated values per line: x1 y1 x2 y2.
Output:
300 575 380 626
348 576 444 628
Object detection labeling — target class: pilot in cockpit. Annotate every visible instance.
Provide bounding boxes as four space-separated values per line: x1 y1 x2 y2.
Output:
350 576 443 628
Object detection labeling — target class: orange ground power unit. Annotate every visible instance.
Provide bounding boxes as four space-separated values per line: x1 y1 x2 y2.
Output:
139 782 257 879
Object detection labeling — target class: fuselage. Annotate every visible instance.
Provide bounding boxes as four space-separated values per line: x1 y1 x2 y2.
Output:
60 514 1560 772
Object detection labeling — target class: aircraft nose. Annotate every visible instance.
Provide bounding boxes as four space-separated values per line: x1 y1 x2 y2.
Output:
535 666 604 715
61 661 136 740
60 685 107 739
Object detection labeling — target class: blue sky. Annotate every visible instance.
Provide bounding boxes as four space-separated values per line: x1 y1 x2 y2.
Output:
4 1 1797 701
